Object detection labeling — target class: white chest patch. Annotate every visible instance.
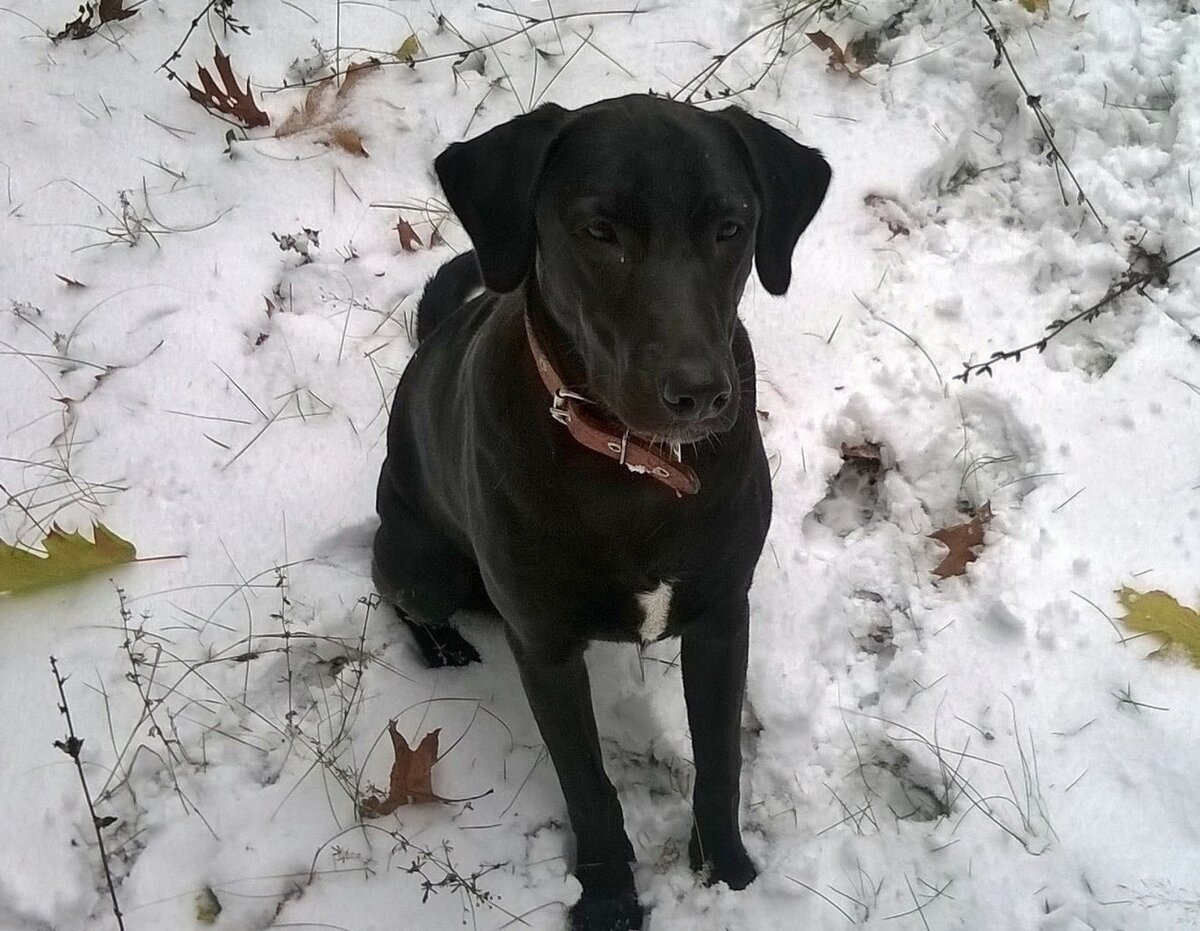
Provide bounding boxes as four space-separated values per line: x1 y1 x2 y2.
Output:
636 581 674 643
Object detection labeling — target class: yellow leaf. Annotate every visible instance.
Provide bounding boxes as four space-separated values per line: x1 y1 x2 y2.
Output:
195 886 222 924
395 34 420 63
1019 0 1050 11
1118 586 1200 666
0 523 137 595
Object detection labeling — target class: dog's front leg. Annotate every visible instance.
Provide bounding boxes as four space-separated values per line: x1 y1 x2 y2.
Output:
681 597 757 890
506 628 642 931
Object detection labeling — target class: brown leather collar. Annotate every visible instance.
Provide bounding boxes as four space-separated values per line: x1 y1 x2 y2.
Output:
523 313 701 496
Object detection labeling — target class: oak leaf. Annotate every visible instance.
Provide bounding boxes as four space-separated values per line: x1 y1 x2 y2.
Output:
359 722 444 817
98 0 137 23
1118 587 1200 666
275 59 379 156
52 0 137 42
807 31 865 76
928 503 992 579
0 523 137 595
395 216 423 252
186 45 270 129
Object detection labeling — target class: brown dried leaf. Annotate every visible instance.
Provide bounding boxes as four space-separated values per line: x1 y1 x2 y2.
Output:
98 0 136 23
52 0 136 41
396 217 423 252
275 60 379 153
359 723 443 817
840 440 883 475
338 59 381 98
275 82 335 137
52 6 95 41
325 127 369 157
185 45 270 129
807 30 864 76
929 503 992 579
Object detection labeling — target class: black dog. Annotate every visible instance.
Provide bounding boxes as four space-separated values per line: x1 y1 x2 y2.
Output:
374 94 830 930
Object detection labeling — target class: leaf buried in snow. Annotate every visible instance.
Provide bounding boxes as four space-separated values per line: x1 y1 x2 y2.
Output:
275 59 379 156
864 193 911 238
359 722 444 817
0 523 137 595
807 30 864 76
453 49 487 76
326 127 368 157
185 45 270 129
840 440 883 476
928 503 992 579
1118 587 1200 666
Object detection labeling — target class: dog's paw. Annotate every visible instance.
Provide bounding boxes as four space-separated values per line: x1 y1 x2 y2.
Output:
401 617 482 668
569 891 644 931
689 835 757 890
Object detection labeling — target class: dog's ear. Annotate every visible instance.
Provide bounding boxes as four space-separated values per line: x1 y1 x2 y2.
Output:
718 107 831 296
434 103 571 294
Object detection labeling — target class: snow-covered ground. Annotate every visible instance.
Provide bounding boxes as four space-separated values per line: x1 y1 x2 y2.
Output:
3 1 1199 928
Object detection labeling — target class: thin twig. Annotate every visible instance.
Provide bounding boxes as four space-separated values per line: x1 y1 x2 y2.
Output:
969 0 1104 228
50 656 126 931
787 875 856 923
159 0 221 76
957 244 1200 381
672 1 825 103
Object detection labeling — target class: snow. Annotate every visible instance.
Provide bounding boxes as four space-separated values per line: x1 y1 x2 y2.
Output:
2 0 1199 929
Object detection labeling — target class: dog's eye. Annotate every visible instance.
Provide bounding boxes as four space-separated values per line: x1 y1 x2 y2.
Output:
584 221 617 243
716 221 742 242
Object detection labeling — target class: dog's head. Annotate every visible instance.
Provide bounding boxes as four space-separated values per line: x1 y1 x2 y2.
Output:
435 95 830 443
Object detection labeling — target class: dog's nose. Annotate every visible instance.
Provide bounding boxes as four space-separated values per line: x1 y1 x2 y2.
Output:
660 363 732 421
